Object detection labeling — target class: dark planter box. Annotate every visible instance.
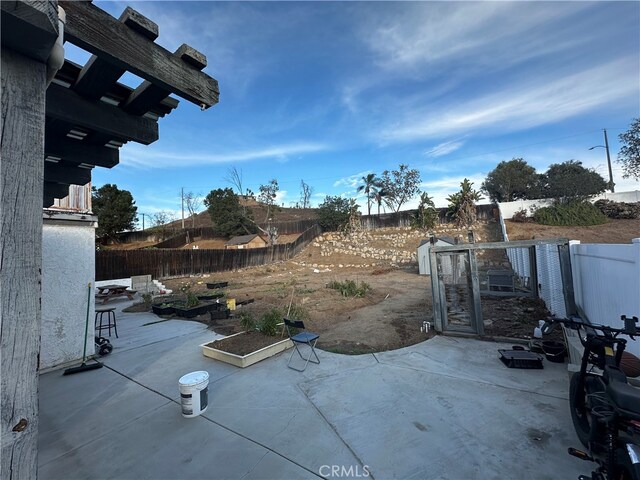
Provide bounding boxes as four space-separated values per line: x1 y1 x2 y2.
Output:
173 304 209 318
205 301 227 312
152 304 175 316
206 281 228 290
209 309 231 320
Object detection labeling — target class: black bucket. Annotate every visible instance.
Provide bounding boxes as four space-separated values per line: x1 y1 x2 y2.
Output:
542 340 566 363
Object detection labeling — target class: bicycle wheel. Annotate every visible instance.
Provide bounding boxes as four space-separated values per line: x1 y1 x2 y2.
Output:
569 371 593 447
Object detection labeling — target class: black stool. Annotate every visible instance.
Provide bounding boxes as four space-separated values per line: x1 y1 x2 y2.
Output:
95 307 118 338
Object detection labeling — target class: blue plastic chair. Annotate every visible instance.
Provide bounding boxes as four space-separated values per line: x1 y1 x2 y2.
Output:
284 318 320 372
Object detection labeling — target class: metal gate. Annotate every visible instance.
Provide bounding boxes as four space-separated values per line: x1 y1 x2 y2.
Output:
429 238 576 335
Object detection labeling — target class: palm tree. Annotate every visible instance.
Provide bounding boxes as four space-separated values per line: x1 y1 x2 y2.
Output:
357 173 382 216
374 189 388 216
447 178 483 227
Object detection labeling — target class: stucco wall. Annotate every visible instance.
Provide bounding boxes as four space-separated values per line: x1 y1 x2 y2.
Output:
41 212 97 371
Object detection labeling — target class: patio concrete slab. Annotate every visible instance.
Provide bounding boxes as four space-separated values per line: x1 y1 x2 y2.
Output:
39 401 314 480
101 329 236 400
301 359 584 479
39 308 588 480
39 365 172 467
376 335 570 398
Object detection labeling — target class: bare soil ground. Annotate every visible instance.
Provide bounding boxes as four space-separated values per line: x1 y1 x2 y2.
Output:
505 219 640 243
163 265 435 354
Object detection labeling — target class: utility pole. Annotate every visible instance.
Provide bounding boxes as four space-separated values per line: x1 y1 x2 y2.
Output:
603 129 614 193
181 187 185 229
589 129 615 193
141 213 147 231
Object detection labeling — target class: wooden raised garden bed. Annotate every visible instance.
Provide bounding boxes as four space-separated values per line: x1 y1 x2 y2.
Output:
201 331 293 368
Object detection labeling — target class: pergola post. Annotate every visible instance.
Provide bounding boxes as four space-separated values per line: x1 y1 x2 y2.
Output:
1 47 49 480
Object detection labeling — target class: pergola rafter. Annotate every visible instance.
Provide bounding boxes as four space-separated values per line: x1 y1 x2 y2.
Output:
41 0 219 206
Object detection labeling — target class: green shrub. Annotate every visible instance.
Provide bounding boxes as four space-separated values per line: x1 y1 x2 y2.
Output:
327 279 372 297
141 292 153 309
238 312 255 332
258 309 282 336
287 304 309 320
533 201 607 226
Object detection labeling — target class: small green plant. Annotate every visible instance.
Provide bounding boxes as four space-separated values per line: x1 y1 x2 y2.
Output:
258 309 282 336
141 292 153 309
287 304 309 320
327 279 372 297
179 282 200 308
238 312 256 332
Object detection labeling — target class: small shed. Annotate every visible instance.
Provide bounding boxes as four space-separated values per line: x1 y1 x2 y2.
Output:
417 236 456 275
225 234 267 250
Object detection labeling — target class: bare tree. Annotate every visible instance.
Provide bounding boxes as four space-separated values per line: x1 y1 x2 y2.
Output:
184 191 202 228
258 179 279 222
299 179 314 208
224 166 244 196
152 210 177 239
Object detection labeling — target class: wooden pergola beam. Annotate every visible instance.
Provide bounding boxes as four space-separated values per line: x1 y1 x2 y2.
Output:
46 83 158 145
122 44 207 115
73 7 159 101
0 1 58 62
44 163 92 186
43 181 72 202
45 134 120 168
60 1 219 108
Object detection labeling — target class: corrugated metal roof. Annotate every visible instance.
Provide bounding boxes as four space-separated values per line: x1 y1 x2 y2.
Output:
224 234 265 246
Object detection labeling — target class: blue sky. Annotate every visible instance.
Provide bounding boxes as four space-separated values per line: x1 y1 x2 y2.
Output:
79 1 639 221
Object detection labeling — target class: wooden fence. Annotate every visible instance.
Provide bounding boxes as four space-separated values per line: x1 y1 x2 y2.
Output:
96 224 322 280
359 204 496 229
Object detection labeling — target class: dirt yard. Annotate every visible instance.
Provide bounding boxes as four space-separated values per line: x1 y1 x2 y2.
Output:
159 221 552 354
163 264 434 354
505 218 640 243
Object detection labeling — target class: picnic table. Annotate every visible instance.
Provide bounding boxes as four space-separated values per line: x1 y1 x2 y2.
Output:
96 284 136 304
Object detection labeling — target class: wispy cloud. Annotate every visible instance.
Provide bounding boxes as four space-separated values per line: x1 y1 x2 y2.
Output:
362 3 591 74
333 171 371 189
425 139 466 158
121 143 330 169
379 58 638 143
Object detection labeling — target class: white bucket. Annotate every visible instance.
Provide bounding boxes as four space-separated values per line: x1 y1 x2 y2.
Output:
178 371 209 418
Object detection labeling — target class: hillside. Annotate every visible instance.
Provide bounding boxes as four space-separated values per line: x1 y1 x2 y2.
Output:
172 198 318 229
505 219 640 244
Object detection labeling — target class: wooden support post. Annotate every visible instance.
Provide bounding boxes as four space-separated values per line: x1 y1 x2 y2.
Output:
1 47 47 480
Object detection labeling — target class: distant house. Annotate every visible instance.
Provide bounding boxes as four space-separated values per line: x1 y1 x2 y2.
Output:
225 234 268 250
417 236 457 275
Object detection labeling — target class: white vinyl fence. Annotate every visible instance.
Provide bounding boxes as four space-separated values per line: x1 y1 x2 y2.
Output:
570 239 640 357
506 245 567 319
499 204 568 318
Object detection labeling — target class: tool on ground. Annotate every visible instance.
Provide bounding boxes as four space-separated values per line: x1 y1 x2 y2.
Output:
63 283 103 375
